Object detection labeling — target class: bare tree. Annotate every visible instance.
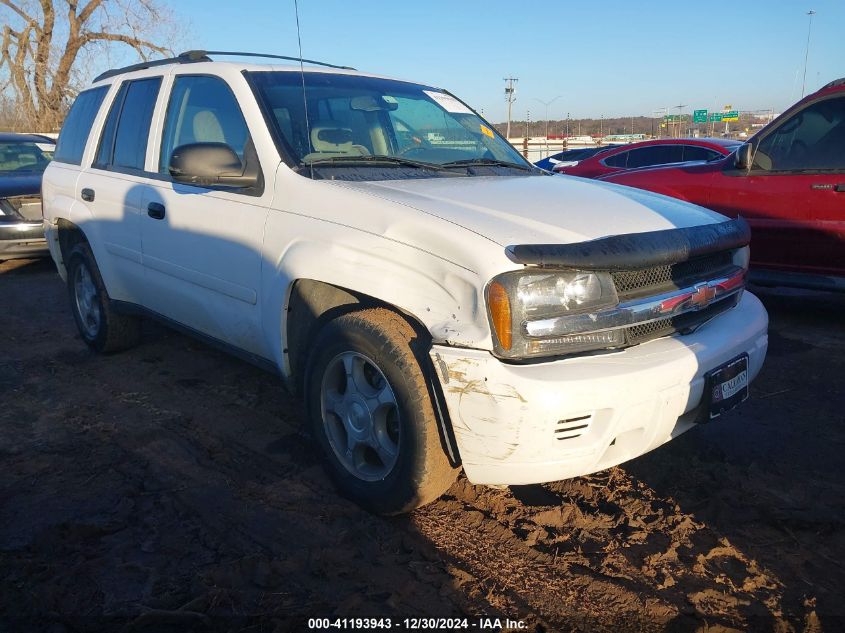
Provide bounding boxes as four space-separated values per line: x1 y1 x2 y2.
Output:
0 0 177 131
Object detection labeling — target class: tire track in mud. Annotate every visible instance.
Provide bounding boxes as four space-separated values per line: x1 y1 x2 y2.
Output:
413 473 808 633
413 488 673 633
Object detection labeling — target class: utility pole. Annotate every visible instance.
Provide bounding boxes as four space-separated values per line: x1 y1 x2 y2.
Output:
801 10 816 98
533 96 562 157
504 77 518 139
652 108 666 138
675 104 687 138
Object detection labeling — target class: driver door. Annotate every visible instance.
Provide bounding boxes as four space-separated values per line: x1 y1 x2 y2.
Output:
708 94 845 277
140 74 271 357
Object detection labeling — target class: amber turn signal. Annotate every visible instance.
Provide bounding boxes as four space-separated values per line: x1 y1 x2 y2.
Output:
487 281 512 350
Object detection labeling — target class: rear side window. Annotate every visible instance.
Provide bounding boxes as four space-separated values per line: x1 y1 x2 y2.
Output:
53 86 108 165
159 75 249 173
95 77 161 172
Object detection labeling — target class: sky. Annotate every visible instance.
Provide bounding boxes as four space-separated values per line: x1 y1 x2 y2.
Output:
174 0 844 122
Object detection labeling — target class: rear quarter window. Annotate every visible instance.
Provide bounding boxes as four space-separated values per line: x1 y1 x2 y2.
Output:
53 86 109 165
603 151 628 168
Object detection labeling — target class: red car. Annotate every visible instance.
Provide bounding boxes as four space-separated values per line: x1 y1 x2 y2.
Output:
601 78 845 292
552 138 741 178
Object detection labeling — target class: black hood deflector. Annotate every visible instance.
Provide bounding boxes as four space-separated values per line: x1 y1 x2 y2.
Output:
506 217 750 271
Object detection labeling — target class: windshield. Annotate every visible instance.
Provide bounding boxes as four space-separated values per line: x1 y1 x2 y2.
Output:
0 141 54 173
248 71 530 177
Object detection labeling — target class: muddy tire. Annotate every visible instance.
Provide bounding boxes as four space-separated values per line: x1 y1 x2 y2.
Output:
66 242 141 353
305 308 459 515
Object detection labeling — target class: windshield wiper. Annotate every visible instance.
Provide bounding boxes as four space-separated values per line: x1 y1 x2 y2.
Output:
305 155 447 170
440 158 533 171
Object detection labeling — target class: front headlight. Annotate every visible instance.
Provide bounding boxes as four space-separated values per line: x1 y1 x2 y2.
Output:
486 269 620 359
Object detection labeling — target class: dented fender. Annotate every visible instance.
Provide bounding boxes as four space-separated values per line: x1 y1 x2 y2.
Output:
261 166 501 375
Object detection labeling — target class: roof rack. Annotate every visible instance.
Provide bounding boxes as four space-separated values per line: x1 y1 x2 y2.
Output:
195 50 356 71
92 49 355 83
93 50 209 82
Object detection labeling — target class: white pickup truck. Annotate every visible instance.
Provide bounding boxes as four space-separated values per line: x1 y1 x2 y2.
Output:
41 51 768 514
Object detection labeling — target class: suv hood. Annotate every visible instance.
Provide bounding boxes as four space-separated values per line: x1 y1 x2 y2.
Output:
330 174 725 246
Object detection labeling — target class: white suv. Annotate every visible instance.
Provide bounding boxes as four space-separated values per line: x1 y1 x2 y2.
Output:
41 51 768 514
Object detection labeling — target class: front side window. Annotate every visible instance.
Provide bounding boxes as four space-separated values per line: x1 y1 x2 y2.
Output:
159 75 250 173
753 96 845 172
248 71 530 179
682 146 722 162
626 145 684 169
54 86 108 165
0 141 54 173
95 77 161 171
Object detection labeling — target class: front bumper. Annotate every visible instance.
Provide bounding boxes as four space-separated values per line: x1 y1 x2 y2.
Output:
430 291 768 485
0 221 47 259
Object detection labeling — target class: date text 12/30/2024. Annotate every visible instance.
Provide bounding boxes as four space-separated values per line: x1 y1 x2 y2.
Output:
308 618 527 630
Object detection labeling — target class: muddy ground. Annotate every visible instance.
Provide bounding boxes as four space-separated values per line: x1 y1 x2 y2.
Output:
1 258 843 633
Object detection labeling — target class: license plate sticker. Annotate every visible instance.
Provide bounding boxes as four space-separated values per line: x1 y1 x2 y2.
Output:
706 354 749 419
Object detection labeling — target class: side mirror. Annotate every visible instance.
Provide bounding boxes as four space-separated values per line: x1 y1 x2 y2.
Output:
734 142 753 170
169 143 258 188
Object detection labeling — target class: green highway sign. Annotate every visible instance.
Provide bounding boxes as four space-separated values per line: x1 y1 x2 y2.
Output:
709 112 724 122
693 109 708 123
663 114 687 122
722 110 739 122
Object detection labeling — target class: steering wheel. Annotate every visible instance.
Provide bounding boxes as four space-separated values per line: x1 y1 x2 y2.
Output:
398 135 433 156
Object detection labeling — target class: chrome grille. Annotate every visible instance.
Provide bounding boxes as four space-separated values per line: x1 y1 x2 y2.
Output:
625 294 739 345
612 250 736 300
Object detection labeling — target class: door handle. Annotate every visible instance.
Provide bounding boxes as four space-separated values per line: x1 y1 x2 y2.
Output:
835 184 845 192
80 188 95 202
147 202 166 220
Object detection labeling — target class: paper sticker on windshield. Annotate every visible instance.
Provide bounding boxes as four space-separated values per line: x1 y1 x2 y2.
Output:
35 142 55 151
423 90 473 114
479 124 494 138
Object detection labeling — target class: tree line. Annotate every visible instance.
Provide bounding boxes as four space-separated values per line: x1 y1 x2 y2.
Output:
0 0 176 131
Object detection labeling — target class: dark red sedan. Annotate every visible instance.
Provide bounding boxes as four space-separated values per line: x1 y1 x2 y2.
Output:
600 78 845 292
553 137 741 178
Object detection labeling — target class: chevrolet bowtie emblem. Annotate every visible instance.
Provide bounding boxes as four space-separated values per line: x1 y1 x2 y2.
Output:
689 283 717 308
659 282 719 313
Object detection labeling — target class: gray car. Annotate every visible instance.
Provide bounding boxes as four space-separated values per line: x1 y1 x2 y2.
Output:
0 132 55 261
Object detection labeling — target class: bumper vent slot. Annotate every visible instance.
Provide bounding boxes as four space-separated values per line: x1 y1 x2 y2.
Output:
555 414 592 441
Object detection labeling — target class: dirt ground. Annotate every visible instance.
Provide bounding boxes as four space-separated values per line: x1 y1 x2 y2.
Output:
1 258 843 633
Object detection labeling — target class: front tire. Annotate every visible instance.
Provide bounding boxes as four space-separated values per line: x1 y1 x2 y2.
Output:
305 308 458 515
66 242 140 353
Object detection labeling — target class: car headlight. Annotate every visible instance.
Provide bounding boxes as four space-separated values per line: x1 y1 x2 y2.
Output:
733 245 750 271
486 269 620 359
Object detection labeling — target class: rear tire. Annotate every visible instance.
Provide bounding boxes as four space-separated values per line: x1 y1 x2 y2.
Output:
66 242 140 353
305 308 458 515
